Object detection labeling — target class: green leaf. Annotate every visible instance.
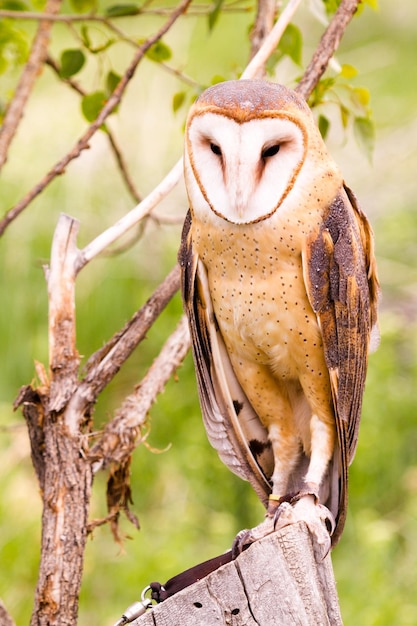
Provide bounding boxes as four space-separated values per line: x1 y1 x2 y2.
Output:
59 49 85 79
172 91 186 113
322 0 341 16
0 55 7 75
80 25 91 49
78 27 115 54
340 63 358 79
69 0 96 13
210 75 225 85
0 0 29 9
145 40 172 63
335 84 369 118
278 23 303 66
340 105 350 129
0 20 29 73
353 86 370 108
318 114 330 140
106 70 121 95
364 0 378 8
81 91 107 122
308 77 335 107
354 116 375 161
208 0 224 31
105 3 140 17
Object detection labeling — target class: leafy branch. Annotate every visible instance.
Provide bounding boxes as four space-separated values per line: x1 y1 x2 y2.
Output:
0 0 192 236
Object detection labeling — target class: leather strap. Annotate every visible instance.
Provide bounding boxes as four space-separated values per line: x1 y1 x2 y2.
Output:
149 547 247 603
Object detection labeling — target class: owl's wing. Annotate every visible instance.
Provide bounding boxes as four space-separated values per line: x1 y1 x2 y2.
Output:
302 186 379 541
179 211 273 506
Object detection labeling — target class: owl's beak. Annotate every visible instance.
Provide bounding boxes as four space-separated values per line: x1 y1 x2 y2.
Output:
225 159 255 220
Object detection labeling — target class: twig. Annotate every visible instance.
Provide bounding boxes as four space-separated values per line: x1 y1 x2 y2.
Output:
44 55 85 95
159 62 202 88
90 314 190 471
45 56 142 203
296 0 361 100
0 5 250 21
105 131 142 203
0 0 63 171
0 0 192 238
76 158 184 272
241 0 303 80
249 0 277 76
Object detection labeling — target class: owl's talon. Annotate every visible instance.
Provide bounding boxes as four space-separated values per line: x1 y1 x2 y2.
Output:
232 516 277 558
274 494 334 560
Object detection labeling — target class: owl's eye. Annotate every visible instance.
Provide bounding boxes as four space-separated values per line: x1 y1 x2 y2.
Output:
261 144 280 159
210 143 222 156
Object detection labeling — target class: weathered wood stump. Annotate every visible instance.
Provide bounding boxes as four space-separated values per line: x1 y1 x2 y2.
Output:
132 522 343 625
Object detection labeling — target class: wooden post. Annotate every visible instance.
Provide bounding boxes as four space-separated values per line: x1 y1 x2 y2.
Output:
130 522 342 626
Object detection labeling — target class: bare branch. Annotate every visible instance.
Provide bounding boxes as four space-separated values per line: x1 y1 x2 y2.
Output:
249 0 277 76
45 56 142 203
0 0 192 237
44 56 84 95
90 314 190 471
0 0 63 171
76 158 184 271
47 214 80 416
0 5 251 21
64 264 181 434
296 0 361 100
105 130 142 203
241 0 303 80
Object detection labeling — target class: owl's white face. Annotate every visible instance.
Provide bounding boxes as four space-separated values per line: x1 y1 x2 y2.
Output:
185 112 307 225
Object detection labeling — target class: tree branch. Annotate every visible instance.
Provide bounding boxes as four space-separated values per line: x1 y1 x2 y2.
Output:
90 313 190 471
76 158 183 271
0 5 250 21
0 0 63 171
241 0 303 80
0 0 192 237
47 214 80 417
296 0 361 100
45 55 142 203
248 0 277 76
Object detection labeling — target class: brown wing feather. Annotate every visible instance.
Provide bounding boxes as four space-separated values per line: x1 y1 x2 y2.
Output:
179 211 273 506
303 187 379 543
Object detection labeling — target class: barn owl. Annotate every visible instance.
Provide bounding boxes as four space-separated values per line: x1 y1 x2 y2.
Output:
179 79 379 554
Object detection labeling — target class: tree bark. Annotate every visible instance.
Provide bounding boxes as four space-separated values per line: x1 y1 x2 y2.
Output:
30 409 92 626
129 523 342 626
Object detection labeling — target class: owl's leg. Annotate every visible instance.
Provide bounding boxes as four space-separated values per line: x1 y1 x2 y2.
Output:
303 413 335 497
272 412 336 559
231 364 303 555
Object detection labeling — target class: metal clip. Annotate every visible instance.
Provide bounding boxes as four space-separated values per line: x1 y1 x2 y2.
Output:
112 586 153 626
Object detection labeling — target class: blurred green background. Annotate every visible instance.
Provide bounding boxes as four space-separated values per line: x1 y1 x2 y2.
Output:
0 0 416 624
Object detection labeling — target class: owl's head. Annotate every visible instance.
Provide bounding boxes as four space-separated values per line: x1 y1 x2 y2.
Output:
184 80 340 225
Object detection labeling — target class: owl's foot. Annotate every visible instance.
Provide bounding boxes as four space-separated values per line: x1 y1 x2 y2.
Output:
232 515 277 558
274 494 335 561
232 491 334 560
